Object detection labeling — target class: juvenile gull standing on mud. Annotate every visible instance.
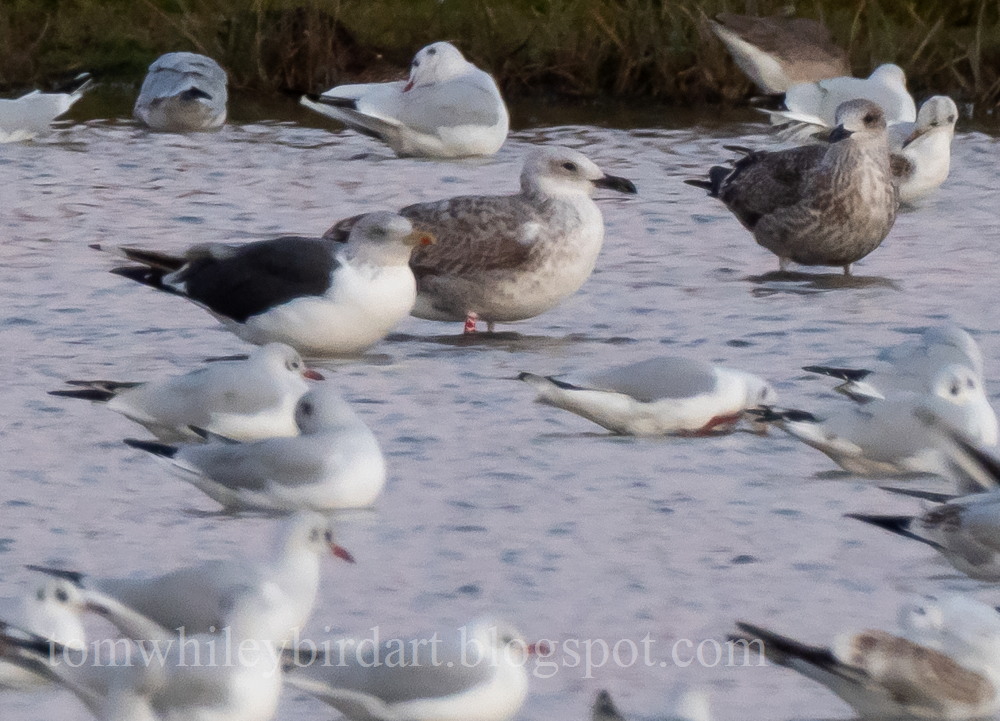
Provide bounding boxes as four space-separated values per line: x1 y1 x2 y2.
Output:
302 41 508 158
326 146 636 333
687 99 898 274
134 52 228 132
518 357 775 435
710 13 849 95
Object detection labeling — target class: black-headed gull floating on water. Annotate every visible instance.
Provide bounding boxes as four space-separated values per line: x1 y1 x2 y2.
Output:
753 363 998 479
591 688 711 721
709 13 849 95
302 41 508 158
0 579 89 690
326 146 636 333
518 356 775 435
0 73 92 143
687 100 898 275
27 511 353 642
97 211 434 357
732 594 1000 721
285 617 543 721
123 384 386 512
49 342 322 442
887 95 958 204
134 52 227 132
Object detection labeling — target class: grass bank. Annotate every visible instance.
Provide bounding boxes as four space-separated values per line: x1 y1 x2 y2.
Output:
3 0 1000 109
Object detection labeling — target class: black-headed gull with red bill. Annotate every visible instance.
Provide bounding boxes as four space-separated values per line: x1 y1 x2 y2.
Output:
285 617 543 721
0 579 89 690
49 343 322 442
122 384 386 512
27 511 353 643
519 356 775 435
753 364 997 479
96 211 434 357
732 594 1000 720
0 73 93 143
887 95 958 203
326 147 637 333
302 41 508 158
134 52 227 132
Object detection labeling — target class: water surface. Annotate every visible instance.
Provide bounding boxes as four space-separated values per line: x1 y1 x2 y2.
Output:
2 97 999 720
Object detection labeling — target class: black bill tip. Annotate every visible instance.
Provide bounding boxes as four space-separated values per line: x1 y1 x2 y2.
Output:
593 174 637 194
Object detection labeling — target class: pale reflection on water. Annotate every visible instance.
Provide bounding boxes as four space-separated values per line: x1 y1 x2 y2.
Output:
1 98 999 721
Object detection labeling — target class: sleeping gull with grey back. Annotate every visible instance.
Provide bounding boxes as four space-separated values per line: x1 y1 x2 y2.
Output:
134 52 227 132
325 146 637 333
302 41 508 158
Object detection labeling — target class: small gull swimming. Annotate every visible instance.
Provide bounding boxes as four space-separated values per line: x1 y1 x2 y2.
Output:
752 363 997 478
98 211 433 357
284 617 541 721
302 41 508 158
888 95 958 203
710 13 849 95
133 52 227 132
731 594 1000 720
48 342 322 442
518 356 775 435
687 99 898 274
123 384 387 512
0 73 92 143
326 146 637 332
27 511 353 642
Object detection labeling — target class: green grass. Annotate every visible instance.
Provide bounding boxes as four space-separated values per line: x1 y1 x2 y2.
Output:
3 0 1000 109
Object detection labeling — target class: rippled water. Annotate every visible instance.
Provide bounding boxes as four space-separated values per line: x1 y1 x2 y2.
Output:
3 98 1000 721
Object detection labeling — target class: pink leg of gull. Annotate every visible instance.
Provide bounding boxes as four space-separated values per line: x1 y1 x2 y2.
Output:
463 312 479 334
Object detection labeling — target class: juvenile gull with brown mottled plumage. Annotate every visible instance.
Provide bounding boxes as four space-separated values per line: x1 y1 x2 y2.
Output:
326 146 637 332
687 99 898 274
732 594 1000 720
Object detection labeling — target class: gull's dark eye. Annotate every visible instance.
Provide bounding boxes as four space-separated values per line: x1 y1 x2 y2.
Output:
562 162 577 172
300 401 314 416
411 60 419 69
55 588 69 603
323 530 333 542
968 378 977 389
310 529 320 542
863 113 877 124
948 115 956 124
950 382 961 396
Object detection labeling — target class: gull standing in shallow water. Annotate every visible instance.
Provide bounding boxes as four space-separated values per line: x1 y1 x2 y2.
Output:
326 146 637 333
518 357 775 435
687 99 898 274
285 617 542 721
27 511 354 642
123 384 386 512
301 41 508 158
731 594 1000 720
97 211 434 357
134 52 227 132
48 343 322 442
709 13 849 95
0 73 93 143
